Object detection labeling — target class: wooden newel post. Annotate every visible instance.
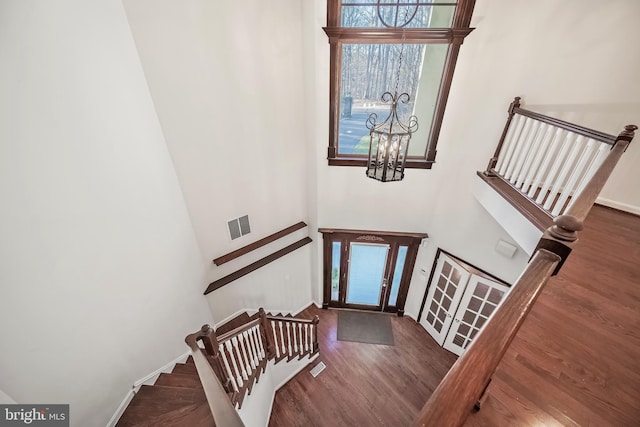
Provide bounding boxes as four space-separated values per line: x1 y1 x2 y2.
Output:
198 324 219 357
486 96 521 174
197 324 232 393
258 308 275 359
312 315 320 353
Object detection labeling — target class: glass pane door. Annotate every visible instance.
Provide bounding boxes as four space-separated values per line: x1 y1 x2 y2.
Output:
346 242 389 306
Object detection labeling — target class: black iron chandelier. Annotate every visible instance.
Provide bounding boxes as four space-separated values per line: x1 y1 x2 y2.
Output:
365 17 418 182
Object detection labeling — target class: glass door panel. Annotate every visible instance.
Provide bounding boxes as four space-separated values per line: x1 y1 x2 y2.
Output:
346 243 389 306
331 241 341 301
443 274 510 356
420 253 471 346
387 245 408 307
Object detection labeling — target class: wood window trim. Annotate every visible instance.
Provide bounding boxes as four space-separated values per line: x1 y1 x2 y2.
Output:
323 0 476 167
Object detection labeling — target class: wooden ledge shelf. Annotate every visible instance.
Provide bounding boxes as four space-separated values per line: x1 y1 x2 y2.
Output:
213 221 307 266
205 237 312 295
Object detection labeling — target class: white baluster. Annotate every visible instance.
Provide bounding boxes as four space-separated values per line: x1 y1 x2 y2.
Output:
271 321 280 358
496 114 524 174
535 130 573 205
292 322 298 354
309 324 314 351
278 321 286 356
239 332 253 374
219 343 239 392
298 323 303 354
521 124 553 193
286 322 292 357
507 118 538 183
254 325 265 359
504 117 534 181
544 135 584 212
528 126 564 198
500 115 529 178
552 138 597 215
242 331 256 370
226 340 243 387
233 336 249 380
567 142 609 212
305 323 309 352
247 327 259 365
514 121 545 189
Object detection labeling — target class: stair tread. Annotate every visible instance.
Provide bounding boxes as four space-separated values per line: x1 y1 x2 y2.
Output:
172 362 198 376
117 400 214 427
216 312 251 335
117 385 207 425
154 372 202 389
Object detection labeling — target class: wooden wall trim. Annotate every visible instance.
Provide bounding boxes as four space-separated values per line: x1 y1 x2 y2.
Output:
213 221 307 266
205 237 312 295
319 228 428 240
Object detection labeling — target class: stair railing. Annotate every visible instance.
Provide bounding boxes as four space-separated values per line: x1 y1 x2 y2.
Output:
414 123 636 427
267 314 319 363
484 97 635 219
185 307 320 424
185 327 245 427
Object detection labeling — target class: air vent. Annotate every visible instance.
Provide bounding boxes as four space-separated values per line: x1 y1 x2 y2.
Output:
310 361 326 378
228 215 251 240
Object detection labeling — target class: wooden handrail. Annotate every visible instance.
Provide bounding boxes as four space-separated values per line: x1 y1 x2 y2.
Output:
412 249 561 427
514 107 617 145
213 222 307 266
185 327 245 427
266 315 316 324
217 318 261 343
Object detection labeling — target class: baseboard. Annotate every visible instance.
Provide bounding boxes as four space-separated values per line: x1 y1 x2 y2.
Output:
404 311 418 322
214 308 253 329
596 198 640 216
263 353 319 427
107 350 191 427
133 350 191 388
273 353 319 392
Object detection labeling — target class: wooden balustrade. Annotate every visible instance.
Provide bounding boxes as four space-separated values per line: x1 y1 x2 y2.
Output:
184 308 319 424
485 98 635 220
267 315 319 362
415 108 636 427
185 327 245 427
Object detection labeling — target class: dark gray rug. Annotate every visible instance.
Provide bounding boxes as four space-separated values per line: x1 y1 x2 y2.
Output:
337 310 395 346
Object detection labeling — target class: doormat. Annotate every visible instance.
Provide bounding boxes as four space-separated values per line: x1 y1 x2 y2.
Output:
337 310 395 346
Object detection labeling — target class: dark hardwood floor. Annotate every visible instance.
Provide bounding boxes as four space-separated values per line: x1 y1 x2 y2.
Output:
465 205 640 427
269 205 640 426
268 306 458 427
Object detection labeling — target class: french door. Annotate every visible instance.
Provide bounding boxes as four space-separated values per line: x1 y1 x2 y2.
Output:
419 249 510 356
320 229 426 315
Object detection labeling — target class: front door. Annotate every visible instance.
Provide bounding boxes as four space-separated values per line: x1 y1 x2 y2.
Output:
321 230 424 314
344 242 390 310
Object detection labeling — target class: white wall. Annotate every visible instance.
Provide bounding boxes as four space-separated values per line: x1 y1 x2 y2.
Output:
305 0 640 315
123 0 314 319
0 1 213 426
0 389 16 404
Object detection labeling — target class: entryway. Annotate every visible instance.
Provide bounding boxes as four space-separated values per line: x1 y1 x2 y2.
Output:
319 228 428 315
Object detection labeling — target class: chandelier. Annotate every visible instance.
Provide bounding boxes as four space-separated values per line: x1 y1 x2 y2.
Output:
365 30 418 182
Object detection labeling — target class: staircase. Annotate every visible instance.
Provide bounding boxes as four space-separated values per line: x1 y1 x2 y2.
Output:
116 308 319 426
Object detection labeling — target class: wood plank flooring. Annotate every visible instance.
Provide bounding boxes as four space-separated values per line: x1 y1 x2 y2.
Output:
465 205 640 427
268 306 458 427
